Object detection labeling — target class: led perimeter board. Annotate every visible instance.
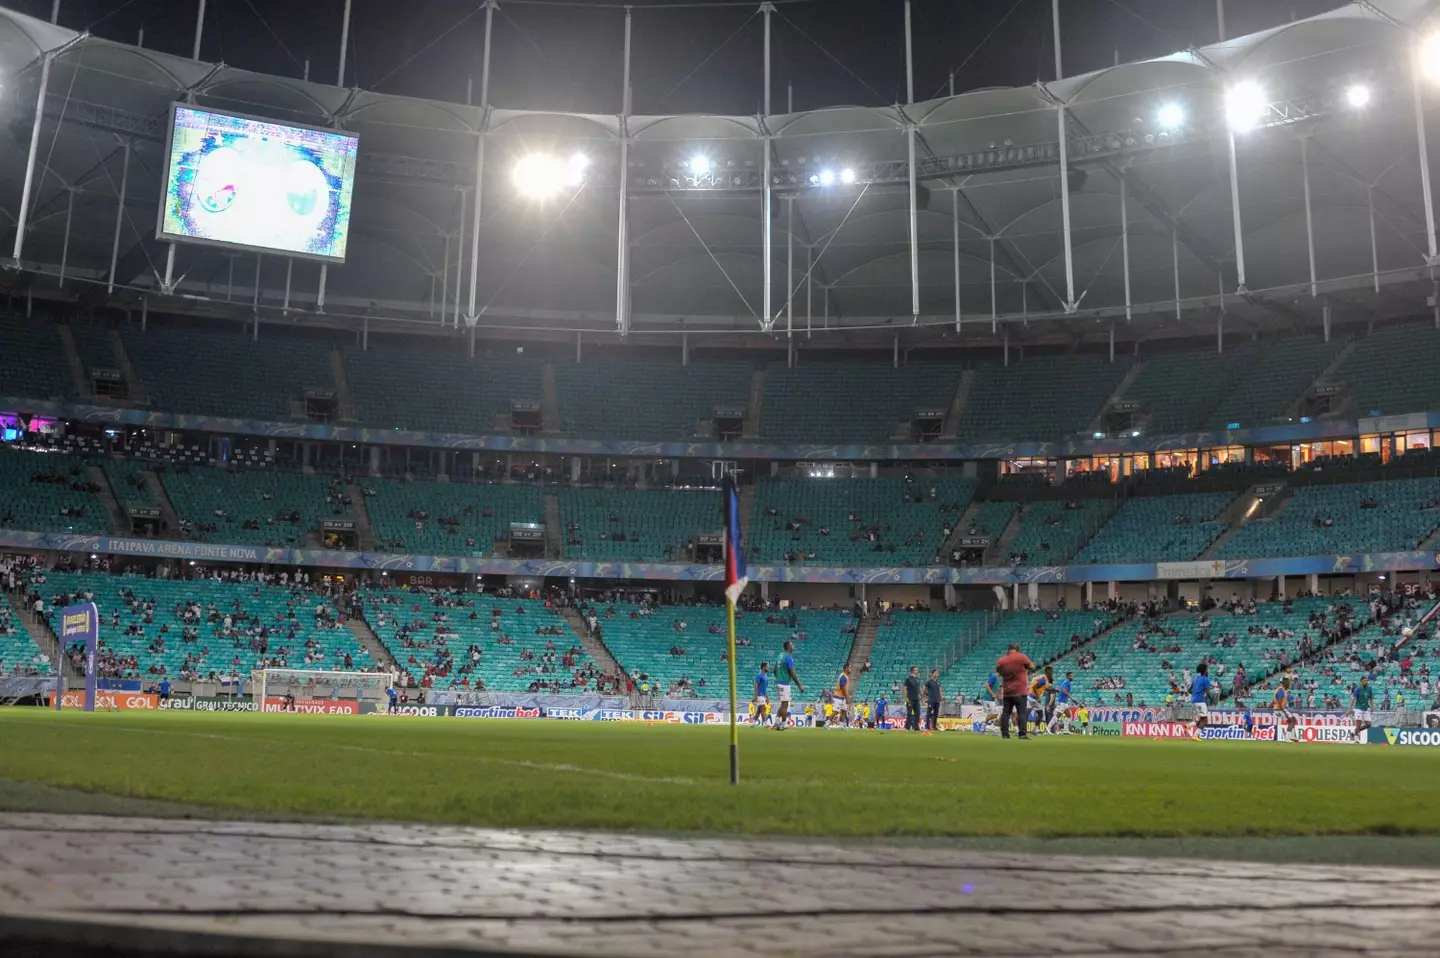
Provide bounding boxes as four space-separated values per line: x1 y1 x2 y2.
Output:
156 105 359 263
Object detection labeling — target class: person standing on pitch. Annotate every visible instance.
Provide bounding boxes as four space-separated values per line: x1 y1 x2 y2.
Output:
833 664 852 728
995 643 1034 740
903 666 922 731
774 641 804 731
924 669 942 731
1350 675 1374 743
753 661 770 728
1190 661 1213 730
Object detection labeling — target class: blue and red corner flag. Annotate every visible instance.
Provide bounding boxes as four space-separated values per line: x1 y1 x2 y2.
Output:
723 477 748 605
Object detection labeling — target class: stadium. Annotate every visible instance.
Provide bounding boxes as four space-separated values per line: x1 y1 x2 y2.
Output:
3 0 1440 954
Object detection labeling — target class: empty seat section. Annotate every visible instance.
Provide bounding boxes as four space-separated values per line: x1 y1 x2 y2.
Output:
955 355 1128 441
939 610 1120 699
559 488 715 561
963 500 1018 539
1003 500 1117 565
1334 322 1440 415
853 610 990 702
1052 598 1371 706
69 322 118 375
750 477 976 565
1075 491 1236 564
39 571 368 680
343 341 542 434
122 325 331 421
0 448 109 534
363 479 541 555
760 362 959 443
0 593 51 675
161 466 343 546
102 459 160 512
1206 336 1340 429
366 593 600 693
555 360 752 439
1218 478 1440 558
1119 344 1258 434
597 602 853 698
0 314 71 400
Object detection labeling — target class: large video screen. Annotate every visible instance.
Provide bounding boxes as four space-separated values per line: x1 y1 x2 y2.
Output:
157 105 359 263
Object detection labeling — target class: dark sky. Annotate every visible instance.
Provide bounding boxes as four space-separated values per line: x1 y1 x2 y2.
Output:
16 0 1344 115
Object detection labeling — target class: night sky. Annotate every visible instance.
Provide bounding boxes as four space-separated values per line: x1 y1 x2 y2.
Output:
14 0 1343 115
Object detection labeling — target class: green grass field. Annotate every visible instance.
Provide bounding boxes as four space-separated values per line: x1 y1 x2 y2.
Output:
0 710 1437 839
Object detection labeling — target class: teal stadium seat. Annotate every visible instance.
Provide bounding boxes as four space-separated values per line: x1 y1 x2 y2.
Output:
343 341 543 434
122 325 332 421
750 477 976 566
103 459 160 513
364 593 599 693
41 571 367 680
760 362 959 443
161 466 345 547
1218 478 1440 558
597 603 853 699
559 488 716 561
1334 322 1440 416
852 610 990 702
0 448 109 534
939 610 1121 700
363 479 541 555
555 360 752 440
1075 491 1237 564
1119 344 1259 434
0 593 51 675
1206 337 1340 429
0 314 71 400
955 355 1129 441
1002 500 1117 565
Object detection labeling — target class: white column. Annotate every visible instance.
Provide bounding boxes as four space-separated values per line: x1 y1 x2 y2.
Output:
905 0 919 323
50 0 60 23
1216 0 1226 41
1052 0 1076 311
806 245 813 338
140 295 147 331
1301 137 1316 297
283 259 293 313
1368 185 1380 293
11 54 53 264
1003 326 1009 366
1322 298 1331 343
989 237 997 332
466 0 495 326
893 332 899 369
227 256 234 301
454 186 468 327
1172 227 1181 320
337 0 353 86
362 316 368 350
317 263 327 312
1120 178 1132 322
1217 309 1223 354
1109 320 1115 363
441 231 450 323
192 0 206 60
1414 62 1438 265
252 255 261 320
762 2 773 330
786 197 793 338
1227 130 1247 291
58 187 73 287
615 7 632 334
163 242 176 293
952 189 961 332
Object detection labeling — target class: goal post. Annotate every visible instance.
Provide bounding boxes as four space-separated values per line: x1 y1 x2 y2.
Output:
253 668 397 710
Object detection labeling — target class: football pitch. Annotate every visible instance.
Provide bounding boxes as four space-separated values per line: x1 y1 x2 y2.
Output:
1 710 1438 840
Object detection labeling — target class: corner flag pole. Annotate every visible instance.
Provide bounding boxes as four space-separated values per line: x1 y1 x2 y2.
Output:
726 595 739 785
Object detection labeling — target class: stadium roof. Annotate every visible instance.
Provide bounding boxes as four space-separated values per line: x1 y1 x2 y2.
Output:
2 0 1439 348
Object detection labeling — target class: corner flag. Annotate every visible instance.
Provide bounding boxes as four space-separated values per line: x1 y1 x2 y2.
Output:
723 477 748 606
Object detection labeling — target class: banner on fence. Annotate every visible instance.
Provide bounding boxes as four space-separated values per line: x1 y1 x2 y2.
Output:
260 697 360 715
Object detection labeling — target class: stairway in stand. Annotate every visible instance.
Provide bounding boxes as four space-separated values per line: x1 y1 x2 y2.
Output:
88 464 126 534
561 607 623 675
347 483 376 550
345 617 397 673
846 616 880 673
14 594 66 677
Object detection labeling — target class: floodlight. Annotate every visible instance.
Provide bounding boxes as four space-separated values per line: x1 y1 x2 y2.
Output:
512 154 568 198
818 168 836 186
840 167 856 184
1156 103 1184 129
1344 83 1371 108
1224 80 1267 133
689 155 711 175
1422 33 1440 83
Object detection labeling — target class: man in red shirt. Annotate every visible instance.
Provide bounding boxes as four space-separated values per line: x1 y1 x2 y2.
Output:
994 643 1035 740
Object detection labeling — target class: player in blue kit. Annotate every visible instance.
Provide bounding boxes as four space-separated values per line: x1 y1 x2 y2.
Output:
774 640 805 731
875 694 888 728
1046 670 1075 734
753 662 770 728
1190 662 1213 729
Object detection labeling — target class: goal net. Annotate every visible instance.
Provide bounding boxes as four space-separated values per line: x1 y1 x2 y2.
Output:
252 668 396 713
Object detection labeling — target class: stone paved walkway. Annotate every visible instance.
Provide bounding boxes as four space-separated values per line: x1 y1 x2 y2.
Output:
0 813 1438 956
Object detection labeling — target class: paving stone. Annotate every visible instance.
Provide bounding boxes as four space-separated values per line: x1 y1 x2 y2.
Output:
1 813 1438 956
